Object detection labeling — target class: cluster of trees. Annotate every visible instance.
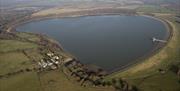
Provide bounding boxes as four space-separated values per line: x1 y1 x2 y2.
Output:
168 63 180 84
64 60 139 90
93 78 138 91
169 63 180 76
111 78 138 91
37 34 64 52
0 67 36 79
64 60 107 86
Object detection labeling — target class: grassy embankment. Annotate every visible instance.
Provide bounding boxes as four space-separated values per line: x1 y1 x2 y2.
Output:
105 6 180 91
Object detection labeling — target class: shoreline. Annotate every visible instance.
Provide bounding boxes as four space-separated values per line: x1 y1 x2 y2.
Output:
6 14 136 32
108 15 173 74
4 9 173 75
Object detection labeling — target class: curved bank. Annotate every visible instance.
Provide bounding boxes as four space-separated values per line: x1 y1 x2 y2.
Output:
5 8 173 74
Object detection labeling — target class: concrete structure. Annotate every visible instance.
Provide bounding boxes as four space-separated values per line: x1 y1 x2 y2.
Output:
152 37 167 43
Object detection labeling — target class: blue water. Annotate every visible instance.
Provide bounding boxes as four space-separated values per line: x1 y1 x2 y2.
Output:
17 15 168 71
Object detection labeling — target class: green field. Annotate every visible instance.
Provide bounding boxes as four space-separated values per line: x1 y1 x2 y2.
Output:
16 32 41 42
0 72 41 91
0 52 32 75
0 40 38 53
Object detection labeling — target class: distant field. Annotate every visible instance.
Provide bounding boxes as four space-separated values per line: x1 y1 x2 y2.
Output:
137 5 176 13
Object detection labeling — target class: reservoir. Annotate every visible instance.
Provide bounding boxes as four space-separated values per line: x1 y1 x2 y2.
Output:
16 15 169 71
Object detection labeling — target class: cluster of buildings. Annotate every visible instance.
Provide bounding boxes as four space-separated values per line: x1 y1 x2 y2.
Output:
37 52 108 86
38 52 61 70
38 52 75 70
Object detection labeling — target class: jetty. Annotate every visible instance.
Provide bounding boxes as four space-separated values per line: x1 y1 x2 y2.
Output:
152 37 167 43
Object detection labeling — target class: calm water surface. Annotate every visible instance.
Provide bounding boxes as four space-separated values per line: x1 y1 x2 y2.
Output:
17 15 168 71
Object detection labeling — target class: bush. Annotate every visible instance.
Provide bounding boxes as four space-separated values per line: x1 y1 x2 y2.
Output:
94 80 101 86
102 81 106 86
0 75 3 79
25 68 32 72
130 85 138 91
178 80 180 84
169 65 179 73
112 78 117 85
106 81 112 86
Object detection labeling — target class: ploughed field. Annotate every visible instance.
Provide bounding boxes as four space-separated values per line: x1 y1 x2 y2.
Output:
16 15 168 72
